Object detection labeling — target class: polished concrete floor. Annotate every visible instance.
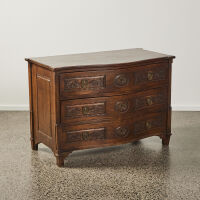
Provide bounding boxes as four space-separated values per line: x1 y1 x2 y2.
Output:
0 111 200 200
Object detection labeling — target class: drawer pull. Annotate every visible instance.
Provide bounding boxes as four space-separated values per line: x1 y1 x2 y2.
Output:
115 127 129 137
114 74 129 87
146 121 152 129
81 79 89 89
147 71 153 80
146 97 153 106
115 101 129 112
66 128 106 142
82 132 89 140
82 106 89 115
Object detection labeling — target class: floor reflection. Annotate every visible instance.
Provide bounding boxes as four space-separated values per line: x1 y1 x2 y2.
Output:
1 111 200 199
30 140 171 199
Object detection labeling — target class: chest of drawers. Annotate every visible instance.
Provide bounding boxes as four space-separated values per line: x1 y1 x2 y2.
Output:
26 48 175 167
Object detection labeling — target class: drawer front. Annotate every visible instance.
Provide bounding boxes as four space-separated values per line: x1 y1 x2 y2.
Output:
60 112 166 150
61 87 167 124
134 67 167 85
65 128 106 143
63 75 106 91
60 62 168 99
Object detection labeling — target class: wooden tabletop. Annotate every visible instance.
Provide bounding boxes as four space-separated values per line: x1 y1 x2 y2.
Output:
26 48 175 71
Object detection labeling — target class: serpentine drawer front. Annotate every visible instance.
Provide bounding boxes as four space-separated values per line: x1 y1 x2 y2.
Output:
61 87 167 124
60 112 166 150
59 63 168 99
26 48 175 167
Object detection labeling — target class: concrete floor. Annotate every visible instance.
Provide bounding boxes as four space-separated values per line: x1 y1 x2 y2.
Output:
0 111 200 200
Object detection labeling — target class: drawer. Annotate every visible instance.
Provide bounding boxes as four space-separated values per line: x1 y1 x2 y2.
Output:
60 112 166 150
60 87 167 124
59 62 169 99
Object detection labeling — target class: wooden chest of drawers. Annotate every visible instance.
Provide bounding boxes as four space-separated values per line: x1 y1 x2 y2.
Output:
26 48 175 167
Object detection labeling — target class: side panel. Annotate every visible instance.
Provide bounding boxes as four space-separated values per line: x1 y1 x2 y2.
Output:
166 59 173 134
28 63 35 147
36 75 52 137
32 64 54 149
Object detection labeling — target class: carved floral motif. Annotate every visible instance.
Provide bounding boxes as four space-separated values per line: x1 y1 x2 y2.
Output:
66 128 105 142
114 74 129 87
64 76 105 91
115 101 129 113
115 127 129 138
135 94 165 110
134 68 166 84
134 117 162 134
65 103 105 118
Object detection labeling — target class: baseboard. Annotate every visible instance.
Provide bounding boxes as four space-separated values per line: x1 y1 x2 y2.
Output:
0 105 200 111
172 105 200 111
0 105 29 111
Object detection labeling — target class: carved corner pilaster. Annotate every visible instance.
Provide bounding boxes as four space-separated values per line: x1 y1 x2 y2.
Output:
54 124 72 167
54 124 61 154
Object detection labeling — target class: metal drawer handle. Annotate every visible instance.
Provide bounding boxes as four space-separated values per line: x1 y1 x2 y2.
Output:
114 74 129 87
115 127 129 137
146 121 152 129
115 101 129 112
81 79 88 88
147 71 153 80
82 132 89 140
82 106 89 115
146 97 153 106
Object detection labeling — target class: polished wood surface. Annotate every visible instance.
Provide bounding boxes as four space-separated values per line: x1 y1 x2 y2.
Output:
60 112 166 151
59 62 169 99
60 87 167 124
26 48 175 71
26 48 175 167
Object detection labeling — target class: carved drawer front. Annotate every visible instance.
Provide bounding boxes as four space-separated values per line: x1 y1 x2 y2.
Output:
113 114 165 139
60 112 166 150
134 64 168 85
61 100 107 123
134 116 163 135
114 114 165 139
60 62 169 99
61 87 167 124
60 70 132 99
64 102 106 118
63 76 105 91
66 128 106 143
134 90 167 110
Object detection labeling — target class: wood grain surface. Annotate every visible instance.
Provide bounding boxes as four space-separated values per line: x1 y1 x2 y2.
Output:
26 48 175 167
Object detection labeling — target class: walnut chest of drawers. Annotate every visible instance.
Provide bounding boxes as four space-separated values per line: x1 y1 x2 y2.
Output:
26 48 175 167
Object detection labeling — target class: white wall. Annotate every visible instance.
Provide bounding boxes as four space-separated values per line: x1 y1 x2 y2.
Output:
0 0 200 111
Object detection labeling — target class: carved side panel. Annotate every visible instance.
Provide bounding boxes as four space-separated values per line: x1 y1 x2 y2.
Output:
65 102 106 118
134 67 167 85
135 94 165 110
134 117 162 134
64 76 106 91
66 128 106 143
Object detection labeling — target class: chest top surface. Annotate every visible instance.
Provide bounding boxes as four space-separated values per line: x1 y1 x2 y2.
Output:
25 48 175 71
